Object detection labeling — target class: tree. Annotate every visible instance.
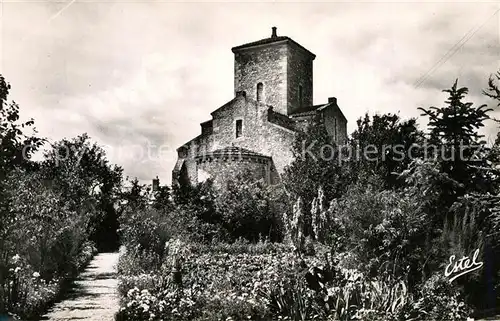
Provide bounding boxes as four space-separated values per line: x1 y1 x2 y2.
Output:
284 117 347 207
119 177 150 212
484 71 500 106
0 75 44 178
0 75 46 304
349 113 422 188
152 185 173 211
41 134 123 251
282 117 350 237
419 80 493 195
215 171 281 242
0 75 45 252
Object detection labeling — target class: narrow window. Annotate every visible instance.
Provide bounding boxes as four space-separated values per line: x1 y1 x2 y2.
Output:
257 82 264 102
298 85 303 107
235 119 243 138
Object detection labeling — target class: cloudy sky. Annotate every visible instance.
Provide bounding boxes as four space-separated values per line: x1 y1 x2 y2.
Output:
1 0 499 185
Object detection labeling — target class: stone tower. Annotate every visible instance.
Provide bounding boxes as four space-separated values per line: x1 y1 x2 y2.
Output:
231 27 316 115
173 28 348 189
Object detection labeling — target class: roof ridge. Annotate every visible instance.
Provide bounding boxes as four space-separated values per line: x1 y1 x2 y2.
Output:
231 36 316 58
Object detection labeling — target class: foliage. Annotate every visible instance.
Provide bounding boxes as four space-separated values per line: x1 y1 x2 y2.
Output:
326 180 429 285
119 177 151 212
0 170 97 318
0 75 121 318
152 185 173 211
419 80 494 195
118 209 172 272
484 71 500 107
42 134 123 251
349 113 422 189
216 171 282 242
114 77 500 320
401 274 471 321
283 116 348 215
0 75 44 178
116 240 302 321
117 238 412 321
446 193 500 310
171 172 284 243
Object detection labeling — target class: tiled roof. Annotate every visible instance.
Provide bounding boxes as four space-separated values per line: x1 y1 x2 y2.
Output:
195 146 270 160
289 101 347 122
289 104 325 116
232 36 288 51
231 36 316 58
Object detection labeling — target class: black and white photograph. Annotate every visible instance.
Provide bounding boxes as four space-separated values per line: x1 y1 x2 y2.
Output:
0 1 499 320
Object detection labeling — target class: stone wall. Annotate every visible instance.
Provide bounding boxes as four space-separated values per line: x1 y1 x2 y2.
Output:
196 157 273 188
323 104 348 145
173 95 348 187
287 44 314 115
233 43 288 115
211 96 296 178
175 95 297 186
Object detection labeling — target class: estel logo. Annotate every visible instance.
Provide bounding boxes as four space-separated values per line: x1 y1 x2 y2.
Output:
444 248 484 283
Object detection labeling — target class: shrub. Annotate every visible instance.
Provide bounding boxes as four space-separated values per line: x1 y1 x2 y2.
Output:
327 181 430 288
400 274 471 321
0 169 98 318
215 171 283 242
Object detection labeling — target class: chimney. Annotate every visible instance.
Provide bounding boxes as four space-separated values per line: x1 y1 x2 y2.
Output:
152 176 160 192
328 97 337 105
271 27 277 38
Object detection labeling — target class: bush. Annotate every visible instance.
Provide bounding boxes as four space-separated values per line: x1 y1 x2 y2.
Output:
0 169 98 318
326 181 431 287
400 274 471 321
172 173 284 243
215 172 283 242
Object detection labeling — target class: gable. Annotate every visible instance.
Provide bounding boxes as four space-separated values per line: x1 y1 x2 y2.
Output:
210 92 248 117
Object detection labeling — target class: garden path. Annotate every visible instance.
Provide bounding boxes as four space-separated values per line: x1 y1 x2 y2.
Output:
40 252 119 321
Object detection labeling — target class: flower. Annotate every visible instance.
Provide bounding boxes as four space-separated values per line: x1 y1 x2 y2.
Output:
33 271 40 278
12 254 21 264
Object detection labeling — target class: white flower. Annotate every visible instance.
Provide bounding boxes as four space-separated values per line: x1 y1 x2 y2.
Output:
33 271 40 278
12 254 20 263
127 288 138 297
14 267 21 273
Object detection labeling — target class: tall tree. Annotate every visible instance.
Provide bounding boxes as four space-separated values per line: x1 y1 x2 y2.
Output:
419 80 493 195
0 75 44 177
42 134 123 251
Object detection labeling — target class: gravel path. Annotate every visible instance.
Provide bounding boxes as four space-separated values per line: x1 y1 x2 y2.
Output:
40 252 119 321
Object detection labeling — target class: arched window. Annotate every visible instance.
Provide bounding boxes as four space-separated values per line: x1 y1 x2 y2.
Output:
257 82 264 102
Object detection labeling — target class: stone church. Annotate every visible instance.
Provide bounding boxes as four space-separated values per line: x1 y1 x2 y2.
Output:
172 27 347 188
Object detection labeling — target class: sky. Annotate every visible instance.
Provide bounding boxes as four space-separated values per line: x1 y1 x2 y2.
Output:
1 0 499 185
